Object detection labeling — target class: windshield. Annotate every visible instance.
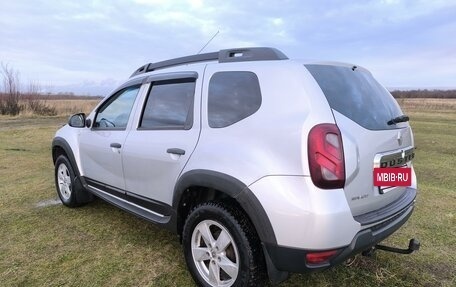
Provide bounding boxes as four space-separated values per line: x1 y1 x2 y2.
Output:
305 64 403 130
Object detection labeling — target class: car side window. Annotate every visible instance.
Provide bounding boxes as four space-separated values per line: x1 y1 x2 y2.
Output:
208 71 262 128
139 78 196 130
94 85 140 129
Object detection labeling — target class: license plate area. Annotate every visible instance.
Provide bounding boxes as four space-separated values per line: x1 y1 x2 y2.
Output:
373 147 415 194
376 166 409 194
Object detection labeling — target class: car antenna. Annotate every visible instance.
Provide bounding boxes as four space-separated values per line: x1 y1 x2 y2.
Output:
197 30 219 54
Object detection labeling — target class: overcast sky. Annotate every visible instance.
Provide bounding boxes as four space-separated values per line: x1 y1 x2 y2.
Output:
1 0 455 95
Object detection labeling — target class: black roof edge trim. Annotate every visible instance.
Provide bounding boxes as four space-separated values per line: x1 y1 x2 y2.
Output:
130 47 288 78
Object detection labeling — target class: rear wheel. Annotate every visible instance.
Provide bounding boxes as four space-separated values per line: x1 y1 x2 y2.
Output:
54 155 91 207
182 201 265 287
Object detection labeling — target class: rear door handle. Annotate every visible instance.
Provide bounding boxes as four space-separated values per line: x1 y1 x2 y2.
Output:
167 148 185 155
110 143 122 148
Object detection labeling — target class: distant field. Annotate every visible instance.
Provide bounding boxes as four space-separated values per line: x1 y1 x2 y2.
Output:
25 98 101 116
5 93 456 117
0 99 454 286
44 99 101 116
398 98 456 113
24 97 456 117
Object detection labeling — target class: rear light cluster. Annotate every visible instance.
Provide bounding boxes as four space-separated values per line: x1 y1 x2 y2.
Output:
306 250 339 265
308 123 345 189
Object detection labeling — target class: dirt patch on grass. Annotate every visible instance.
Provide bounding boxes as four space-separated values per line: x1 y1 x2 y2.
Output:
35 198 62 208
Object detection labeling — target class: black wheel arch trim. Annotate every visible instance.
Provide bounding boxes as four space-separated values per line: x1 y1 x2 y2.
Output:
52 137 80 177
173 169 277 245
52 137 93 203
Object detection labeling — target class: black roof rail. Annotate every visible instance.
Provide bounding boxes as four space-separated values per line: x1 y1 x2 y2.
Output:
218 47 288 63
130 47 288 78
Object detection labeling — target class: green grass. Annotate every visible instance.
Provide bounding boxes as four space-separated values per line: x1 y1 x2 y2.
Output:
0 106 455 286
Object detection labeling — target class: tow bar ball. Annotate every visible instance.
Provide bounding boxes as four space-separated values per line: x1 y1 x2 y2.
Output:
363 238 420 257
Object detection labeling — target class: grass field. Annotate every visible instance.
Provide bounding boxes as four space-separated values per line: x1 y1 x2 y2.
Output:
0 99 455 286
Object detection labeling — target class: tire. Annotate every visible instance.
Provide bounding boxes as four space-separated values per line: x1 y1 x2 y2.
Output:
182 201 266 287
54 155 90 207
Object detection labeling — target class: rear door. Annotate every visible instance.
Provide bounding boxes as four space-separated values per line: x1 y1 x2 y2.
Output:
305 64 415 216
121 71 201 206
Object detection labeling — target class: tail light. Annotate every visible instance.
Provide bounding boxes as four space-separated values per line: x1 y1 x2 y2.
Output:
308 123 345 189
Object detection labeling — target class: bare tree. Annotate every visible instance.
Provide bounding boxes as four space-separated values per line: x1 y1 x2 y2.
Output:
25 80 56 116
25 80 42 112
0 63 56 116
0 63 23 115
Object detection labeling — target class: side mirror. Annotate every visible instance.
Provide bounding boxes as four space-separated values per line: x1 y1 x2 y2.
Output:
68 113 86 128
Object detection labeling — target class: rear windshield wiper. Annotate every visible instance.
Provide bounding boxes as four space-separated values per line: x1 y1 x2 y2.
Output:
387 115 409 125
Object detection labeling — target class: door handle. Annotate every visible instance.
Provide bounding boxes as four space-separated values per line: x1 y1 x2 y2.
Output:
167 148 185 155
110 143 122 148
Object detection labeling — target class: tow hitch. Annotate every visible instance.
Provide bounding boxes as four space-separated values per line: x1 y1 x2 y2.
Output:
362 238 420 256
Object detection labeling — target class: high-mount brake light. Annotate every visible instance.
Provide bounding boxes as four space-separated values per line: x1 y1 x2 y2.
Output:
308 124 345 189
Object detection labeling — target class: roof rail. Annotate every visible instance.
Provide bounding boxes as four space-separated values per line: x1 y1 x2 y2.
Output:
130 47 288 78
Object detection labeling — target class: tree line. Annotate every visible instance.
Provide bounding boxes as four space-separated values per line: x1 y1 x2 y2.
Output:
390 89 456 99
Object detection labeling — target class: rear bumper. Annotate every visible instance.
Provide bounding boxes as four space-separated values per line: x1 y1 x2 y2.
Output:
263 201 415 273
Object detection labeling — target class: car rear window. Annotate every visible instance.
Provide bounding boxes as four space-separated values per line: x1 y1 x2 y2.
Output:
305 64 403 130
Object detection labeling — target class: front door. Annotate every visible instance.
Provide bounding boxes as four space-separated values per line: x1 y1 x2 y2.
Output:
79 85 141 192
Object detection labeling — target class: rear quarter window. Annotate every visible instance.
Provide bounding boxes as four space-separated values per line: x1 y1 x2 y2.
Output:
208 71 262 128
305 64 403 130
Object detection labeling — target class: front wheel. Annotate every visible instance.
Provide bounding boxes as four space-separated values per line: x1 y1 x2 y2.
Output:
182 202 266 287
54 155 91 207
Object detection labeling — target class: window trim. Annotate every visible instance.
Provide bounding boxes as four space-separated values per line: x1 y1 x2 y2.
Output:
143 71 198 84
137 77 197 131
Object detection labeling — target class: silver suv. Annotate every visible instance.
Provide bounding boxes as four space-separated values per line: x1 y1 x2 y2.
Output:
52 47 418 286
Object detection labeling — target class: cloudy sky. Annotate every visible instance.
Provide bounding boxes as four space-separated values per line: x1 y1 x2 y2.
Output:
1 0 455 95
